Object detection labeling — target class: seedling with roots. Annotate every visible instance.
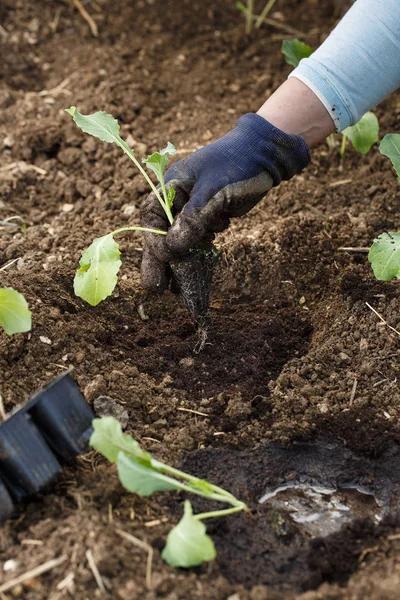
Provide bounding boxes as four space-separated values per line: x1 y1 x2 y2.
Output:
66 107 219 344
91 417 248 568
281 39 379 157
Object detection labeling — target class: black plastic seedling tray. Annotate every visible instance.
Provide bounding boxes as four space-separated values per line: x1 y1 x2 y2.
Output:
27 372 94 461
0 475 14 521
0 372 94 521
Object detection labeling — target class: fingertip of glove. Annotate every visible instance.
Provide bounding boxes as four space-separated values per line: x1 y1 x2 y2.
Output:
141 251 170 294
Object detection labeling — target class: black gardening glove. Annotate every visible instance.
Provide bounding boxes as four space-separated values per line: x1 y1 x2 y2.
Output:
140 113 310 292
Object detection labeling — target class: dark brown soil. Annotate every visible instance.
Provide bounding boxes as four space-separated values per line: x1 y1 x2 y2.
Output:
1 0 400 599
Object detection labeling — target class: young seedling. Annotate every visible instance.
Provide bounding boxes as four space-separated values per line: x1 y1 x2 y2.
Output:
236 0 278 34
281 40 379 157
0 288 31 335
66 107 219 342
368 135 400 280
236 0 254 35
90 417 247 567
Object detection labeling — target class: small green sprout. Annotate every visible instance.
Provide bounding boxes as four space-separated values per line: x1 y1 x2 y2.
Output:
66 107 175 307
0 288 31 335
236 0 279 34
90 417 248 568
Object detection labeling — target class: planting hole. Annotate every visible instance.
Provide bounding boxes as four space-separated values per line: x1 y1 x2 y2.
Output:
259 481 382 538
181 437 400 591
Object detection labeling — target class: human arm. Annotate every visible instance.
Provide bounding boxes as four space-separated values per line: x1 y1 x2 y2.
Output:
141 0 400 292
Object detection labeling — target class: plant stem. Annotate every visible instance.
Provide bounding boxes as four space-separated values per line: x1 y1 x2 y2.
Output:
326 133 337 150
158 171 174 225
340 133 347 158
194 503 248 521
153 459 238 502
255 0 278 28
246 0 254 34
112 226 167 236
116 139 174 225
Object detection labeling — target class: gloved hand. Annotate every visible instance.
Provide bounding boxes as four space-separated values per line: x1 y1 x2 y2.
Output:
140 112 310 292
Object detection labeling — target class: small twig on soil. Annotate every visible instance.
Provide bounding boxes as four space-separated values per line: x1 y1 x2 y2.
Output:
373 378 389 388
85 549 106 594
0 162 47 176
49 7 62 34
373 352 400 360
365 302 400 337
116 529 153 590
56 571 75 591
337 247 370 253
66 0 98 37
177 407 209 417
349 378 358 405
0 258 21 272
0 555 68 594
358 544 379 563
329 179 353 188
144 517 168 527
39 74 73 97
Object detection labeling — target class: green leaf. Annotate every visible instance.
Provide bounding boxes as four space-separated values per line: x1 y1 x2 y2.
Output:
281 39 312 68
0 288 31 335
142 143 176 182
342 112 379 154
90 417 149 463
160 142 176 157
74 234 122 306
65 106 128 148
368 232 400 281
117 452 180 496
380 134 400 180
162 501 216 568
167 186 176 209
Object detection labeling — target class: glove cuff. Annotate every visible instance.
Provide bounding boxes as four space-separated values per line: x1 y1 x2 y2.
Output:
235 113 311 186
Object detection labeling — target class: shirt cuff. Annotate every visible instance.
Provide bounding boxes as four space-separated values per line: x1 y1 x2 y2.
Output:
289 62 353 132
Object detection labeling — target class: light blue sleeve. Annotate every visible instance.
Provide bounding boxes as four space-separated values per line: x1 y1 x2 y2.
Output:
289 0 400 131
